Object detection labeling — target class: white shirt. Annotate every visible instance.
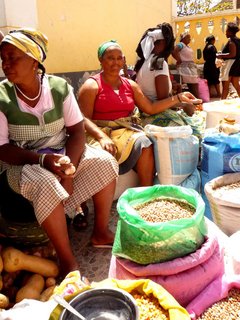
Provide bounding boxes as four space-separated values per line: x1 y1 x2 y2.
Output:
136 54 172 101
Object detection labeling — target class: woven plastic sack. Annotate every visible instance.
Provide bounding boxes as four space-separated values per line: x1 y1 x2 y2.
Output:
205 172 240 236
112 185 207 264
93 279 191 320
201 131 240 182
201 130 240 220
227 231 240 275
109 220 225 306
186 275 240 319
145 125 199 185
154 168 201 193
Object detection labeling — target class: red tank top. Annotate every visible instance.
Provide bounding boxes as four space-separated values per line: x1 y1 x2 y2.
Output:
90 73 135 120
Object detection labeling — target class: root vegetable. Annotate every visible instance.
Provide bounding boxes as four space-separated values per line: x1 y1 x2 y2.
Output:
57 156 71 164
64 165 76 175
15 274 45 303
0 293 9 309
39 285 56 302
57 156 76 175
2 247 59 277
45 277 56 288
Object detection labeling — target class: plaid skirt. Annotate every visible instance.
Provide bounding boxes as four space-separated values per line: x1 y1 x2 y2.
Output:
7 145 118 224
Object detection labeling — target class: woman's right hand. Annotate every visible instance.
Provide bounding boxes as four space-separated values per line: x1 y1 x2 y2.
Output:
99 136 117 157
181 103 196 116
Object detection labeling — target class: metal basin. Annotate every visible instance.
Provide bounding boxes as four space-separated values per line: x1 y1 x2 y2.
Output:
59 287 139 320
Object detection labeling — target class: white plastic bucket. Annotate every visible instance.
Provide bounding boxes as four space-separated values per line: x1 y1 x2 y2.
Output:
203 98 240 129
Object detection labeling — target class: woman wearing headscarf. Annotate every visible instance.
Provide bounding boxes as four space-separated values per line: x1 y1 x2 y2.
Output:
79 39 201 185
216 22 240 99
135 23 175 101
203 35 221 98
0 28 119 276
133 24 202 132
172 32 199 98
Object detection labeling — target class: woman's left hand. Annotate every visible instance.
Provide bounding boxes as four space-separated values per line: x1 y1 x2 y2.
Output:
178 92 202 116
99 136 117 157
179 92 202 105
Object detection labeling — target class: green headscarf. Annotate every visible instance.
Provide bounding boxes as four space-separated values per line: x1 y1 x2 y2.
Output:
97 40 121 58
2 28 48 63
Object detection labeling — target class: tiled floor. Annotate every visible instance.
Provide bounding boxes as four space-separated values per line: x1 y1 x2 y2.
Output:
69 199 119 282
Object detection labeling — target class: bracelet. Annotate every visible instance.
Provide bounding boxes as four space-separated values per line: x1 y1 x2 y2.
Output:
39 153 46 167
177 94 182 103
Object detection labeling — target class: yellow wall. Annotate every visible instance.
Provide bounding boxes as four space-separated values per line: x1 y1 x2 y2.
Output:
36 0 172 73
172 11 240 64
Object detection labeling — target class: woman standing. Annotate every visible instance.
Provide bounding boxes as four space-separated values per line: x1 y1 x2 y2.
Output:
216 22 240 99
0 29 118 276
172 32 199 98
203 35 221 98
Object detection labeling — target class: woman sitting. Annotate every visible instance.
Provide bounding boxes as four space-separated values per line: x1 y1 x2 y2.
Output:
134 24 201 128
78 40 200 186
0 29 118 276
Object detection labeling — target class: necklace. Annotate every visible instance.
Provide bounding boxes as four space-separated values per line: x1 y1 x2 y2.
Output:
15 81 42 101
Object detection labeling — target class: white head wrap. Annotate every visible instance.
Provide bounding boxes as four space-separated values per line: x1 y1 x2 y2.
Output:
140 29 164 60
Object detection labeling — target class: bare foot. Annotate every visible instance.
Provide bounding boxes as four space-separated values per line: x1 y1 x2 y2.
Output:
91 229 114 246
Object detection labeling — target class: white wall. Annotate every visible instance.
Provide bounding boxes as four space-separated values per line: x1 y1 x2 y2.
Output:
0 0 38 77
0 0 37 30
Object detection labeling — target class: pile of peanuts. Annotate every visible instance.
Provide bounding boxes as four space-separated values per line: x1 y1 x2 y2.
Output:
131 291 169 320
133 197 195 223
198 288 240 319
212 181 240 198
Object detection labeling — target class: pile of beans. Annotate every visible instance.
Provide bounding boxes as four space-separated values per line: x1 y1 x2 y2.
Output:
198 288 240 319
131 291 169 320
133 197 195 223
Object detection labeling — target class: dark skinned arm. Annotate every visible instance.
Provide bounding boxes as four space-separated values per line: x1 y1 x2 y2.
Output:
84 118 116 156
216 41 236 59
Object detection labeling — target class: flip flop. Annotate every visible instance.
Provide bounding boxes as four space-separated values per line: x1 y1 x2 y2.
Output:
92 243 113 249
73 212 88 231
72 205 89 231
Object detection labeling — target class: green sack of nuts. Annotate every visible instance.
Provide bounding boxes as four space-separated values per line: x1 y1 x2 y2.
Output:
112 185 207 264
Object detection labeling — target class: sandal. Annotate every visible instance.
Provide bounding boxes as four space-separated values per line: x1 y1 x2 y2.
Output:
72 205 89 231
65 214 72 226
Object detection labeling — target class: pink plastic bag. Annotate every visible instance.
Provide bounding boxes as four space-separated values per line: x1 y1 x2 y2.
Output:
109 224 225 306
198 78 210 102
